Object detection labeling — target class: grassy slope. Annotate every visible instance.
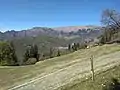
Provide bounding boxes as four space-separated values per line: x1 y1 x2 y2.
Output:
60 64 120 90
0 44 120 90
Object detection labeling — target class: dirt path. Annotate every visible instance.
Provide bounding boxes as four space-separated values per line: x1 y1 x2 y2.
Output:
8 51 120 90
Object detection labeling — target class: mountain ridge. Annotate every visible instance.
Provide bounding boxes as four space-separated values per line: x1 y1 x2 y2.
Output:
0 25 101 40
53 25 101 32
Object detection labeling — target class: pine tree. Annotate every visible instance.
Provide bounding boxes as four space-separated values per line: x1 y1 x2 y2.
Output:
73 43 77 51
9 42 18 65
68 44 71 51
49 47 53 58
24 48 30 63
76 43 80 50
33 44 39 61
57 49 60 56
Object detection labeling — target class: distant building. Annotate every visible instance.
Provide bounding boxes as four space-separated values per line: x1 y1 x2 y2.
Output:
55 46 68 50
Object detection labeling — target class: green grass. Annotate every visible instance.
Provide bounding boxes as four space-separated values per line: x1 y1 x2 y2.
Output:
0 44 120 90
59 65 120 90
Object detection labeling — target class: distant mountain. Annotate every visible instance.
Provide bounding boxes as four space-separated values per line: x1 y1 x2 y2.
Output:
53 25 101 32
0 27 59 40
0 25 102 42
0 25 102 41
68 28 102 39
0 25 103 44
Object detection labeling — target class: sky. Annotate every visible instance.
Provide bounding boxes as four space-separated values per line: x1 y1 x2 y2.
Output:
0 0 119 32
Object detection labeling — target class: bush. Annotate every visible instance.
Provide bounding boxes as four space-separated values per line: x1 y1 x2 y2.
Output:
25 58 37 65
103 78 120 90
0 41 18 66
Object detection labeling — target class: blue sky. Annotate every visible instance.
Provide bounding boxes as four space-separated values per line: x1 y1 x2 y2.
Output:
0 0 119 31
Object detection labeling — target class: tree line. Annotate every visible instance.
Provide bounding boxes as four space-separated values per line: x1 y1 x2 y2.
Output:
0 40 88 66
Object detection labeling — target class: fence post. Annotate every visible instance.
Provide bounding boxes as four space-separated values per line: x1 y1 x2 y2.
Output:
90 55 95 81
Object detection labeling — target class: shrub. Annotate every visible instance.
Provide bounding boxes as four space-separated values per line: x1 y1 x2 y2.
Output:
103 78 120 90
25 58 37 65
0 41 18 66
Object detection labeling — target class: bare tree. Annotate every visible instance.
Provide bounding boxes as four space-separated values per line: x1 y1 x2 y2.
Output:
99 9 120 43
101 9 120 29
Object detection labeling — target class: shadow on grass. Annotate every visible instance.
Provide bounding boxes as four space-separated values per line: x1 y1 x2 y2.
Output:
103 78 120 90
